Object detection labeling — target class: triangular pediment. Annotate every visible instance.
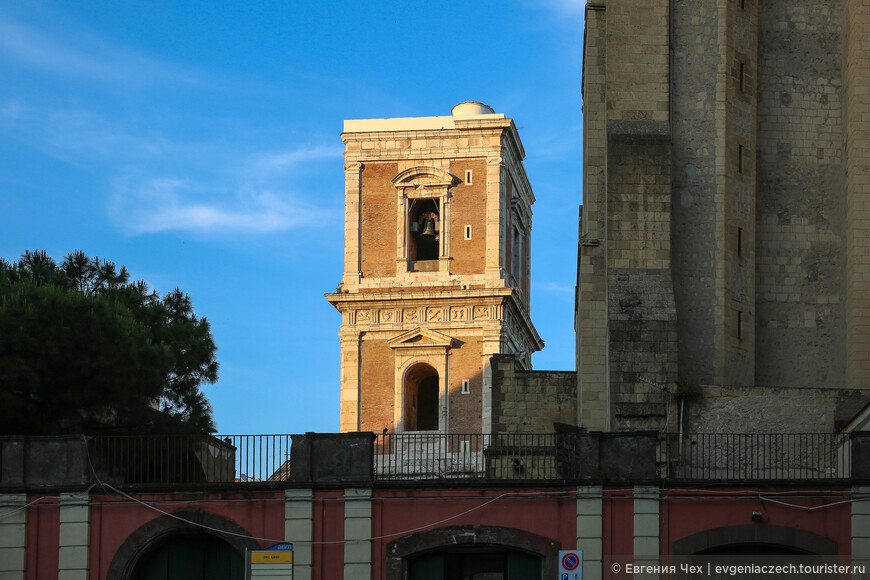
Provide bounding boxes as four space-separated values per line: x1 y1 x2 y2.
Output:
387 327 455 350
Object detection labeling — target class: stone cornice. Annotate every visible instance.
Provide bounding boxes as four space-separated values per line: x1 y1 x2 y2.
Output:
325 287 514 307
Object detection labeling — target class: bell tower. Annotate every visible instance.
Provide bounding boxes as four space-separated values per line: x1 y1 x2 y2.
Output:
326 102 542 435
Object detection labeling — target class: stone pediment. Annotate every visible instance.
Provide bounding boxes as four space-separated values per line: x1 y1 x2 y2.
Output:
387 327 455 350
391 166 459 189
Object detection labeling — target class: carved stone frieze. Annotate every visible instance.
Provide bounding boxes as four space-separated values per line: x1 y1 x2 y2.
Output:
342 301 508 329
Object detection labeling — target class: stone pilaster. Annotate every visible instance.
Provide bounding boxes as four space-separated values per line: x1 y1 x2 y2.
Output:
285 489 314 580
853 486 870 561
0 494 27 580
633 486 660 559
58 492 89 580
342 161 363 288
577 486 603 580
344 488 372 580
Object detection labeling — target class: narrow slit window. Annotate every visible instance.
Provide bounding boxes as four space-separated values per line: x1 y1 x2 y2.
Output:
740 0 745 9
461 380 470 394
739 62 745 92
737 310 743 340
465 170 473 185
464 225 472 240
738 145 744 173
738 227 743 256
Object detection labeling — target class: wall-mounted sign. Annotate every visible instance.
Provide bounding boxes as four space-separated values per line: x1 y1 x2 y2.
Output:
246 543 294 579
558 550 582 580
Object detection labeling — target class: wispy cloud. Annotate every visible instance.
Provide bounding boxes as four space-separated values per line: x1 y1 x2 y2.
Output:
0 13 199 86
112 178 336 234
109 142 343 235
1 97 342 236
256 144 344 171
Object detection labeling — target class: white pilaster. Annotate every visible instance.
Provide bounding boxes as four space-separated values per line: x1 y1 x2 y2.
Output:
633 486 660 562
285 489 314 580
0 494 27 580
577 486 603 580
58 492 89 580
344 488 372 580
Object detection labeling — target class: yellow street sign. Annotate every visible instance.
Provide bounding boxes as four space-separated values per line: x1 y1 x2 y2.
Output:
251 551 293 564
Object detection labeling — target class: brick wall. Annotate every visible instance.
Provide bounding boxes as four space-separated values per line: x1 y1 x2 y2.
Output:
360 339 394 433
448 159 487 275
447 337 483 433
361 162 399 278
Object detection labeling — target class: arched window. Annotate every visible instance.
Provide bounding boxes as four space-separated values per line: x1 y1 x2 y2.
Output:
404 363 439 431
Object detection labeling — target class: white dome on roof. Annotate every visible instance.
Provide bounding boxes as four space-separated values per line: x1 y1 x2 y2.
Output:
451 101 495 116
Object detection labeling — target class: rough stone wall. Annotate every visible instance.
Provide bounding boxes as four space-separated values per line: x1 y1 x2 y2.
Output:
490 355 577 434
722 0 757 387
607 131 678 431
844 0 870 390
671 0 722 385
360 162 399 278
686 385 868 433
578 4 609 430
448 159 487 275
755 0 846 388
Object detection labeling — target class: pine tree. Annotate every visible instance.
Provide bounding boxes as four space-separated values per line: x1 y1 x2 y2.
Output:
0 250 218 434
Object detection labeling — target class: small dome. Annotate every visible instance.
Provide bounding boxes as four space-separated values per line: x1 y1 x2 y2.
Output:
451 101 495 116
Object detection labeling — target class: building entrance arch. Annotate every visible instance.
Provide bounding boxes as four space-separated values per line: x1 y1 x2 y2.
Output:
386 524 560 580
672 525 838 555
404 363 439 431
107 508 259 580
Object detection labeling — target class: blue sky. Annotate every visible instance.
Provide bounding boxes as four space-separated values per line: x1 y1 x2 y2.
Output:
1 0 584 434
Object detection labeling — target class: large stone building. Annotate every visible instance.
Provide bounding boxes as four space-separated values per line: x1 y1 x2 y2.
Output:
326 102 543 435
578 0 870 432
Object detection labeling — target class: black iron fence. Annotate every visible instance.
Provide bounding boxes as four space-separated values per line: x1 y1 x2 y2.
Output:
661 433 851 481
88 434 292 485
79 432 853 486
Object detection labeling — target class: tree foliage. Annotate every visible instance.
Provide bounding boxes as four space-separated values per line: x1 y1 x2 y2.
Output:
0 250 218 435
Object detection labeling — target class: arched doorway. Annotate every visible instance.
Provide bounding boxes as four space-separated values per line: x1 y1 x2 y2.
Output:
404 363 440 431
107 508 259 580
133 533 243 580
386 524 560 580
672 525 838 555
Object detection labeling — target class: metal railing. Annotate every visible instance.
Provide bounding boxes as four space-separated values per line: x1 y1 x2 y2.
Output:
662 433 851 481
88 434 292 485
83 431 853 486
373 433 559 481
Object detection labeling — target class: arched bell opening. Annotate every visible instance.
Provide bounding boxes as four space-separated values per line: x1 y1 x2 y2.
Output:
404 363 440 432
408 198 441 265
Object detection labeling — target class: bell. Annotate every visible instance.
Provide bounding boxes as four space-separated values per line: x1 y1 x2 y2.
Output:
419 217 437 240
